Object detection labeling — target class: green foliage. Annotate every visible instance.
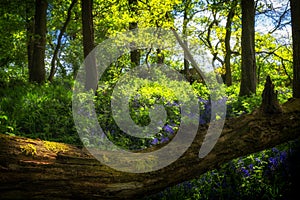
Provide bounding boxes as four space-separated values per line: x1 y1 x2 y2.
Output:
0 0 296 199
144 142 295 200
0 0 28 69
93 66 198 150
0 79 80 145
0 111 15 136
225 84 262 115
226 83 292 115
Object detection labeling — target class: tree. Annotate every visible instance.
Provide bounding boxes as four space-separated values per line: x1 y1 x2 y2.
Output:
290 0 300 98
195 0 239 84
129 0 140 68
1 98 300 199
81 0 97 91
239 0 256 96
224 0 238 86
48 0 78 82
30 0 48 84
182 0 192 82
25 0 35 76
0 0 29 71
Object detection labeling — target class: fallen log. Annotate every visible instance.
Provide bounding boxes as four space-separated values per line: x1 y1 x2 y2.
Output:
1 98 300 200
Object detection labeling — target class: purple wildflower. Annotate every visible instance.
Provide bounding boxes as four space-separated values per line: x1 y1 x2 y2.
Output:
255 157 261 163
272 147 279 153
151 138 159 145
163 124 174 134
161 136 169 143
248 164 254 171
269 157 279 169
279 151 287 162
241 167 250 177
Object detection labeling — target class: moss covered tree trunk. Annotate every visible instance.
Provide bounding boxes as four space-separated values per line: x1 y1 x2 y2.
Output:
1 98 300 199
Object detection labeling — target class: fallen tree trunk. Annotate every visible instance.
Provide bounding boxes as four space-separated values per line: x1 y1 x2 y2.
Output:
1 98 300 200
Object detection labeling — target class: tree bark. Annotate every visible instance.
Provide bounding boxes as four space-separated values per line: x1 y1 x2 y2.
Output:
29 0 47 84
182 0 191 83
224 0 237 86
260 75 282 114
25 1 35 78
81 0 97 91
290 0 300 98
129 0 140 68
1 99 300 199
239 0 256 96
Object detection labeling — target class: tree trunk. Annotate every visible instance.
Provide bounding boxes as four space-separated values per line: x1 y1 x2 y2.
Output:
291 0 300 98
224 0 237 86
260 76 282 114
1 99 300 199
29 0 47 84
183 0 191 82
129 0 140 68
239 0 256 96
81 0 97 91
48 0 78 82
25 1 35 78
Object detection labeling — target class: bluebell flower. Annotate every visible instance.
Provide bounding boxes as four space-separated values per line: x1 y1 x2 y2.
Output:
151 138 159 145
163 124 174 134
279 151 287 162
248 164 254 171
237 158 244 165
255 157 261 163
241 167 250 177
183 182 193 190
269 157 278 169
272 147 279 153
161 136 169 143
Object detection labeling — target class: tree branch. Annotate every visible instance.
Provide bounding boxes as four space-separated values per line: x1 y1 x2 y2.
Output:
48 0 78 82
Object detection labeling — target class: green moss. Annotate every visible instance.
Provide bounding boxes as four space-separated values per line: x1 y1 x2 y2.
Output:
43 141 69 153
20 144 37 156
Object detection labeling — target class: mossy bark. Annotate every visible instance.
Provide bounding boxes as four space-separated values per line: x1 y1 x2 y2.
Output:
1 99 300 199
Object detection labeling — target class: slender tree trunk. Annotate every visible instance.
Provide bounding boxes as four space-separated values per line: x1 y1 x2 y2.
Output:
25 1 35 79
224 0 237 86
290 0 300 98
81 0 97 91
183 1 190 82
129 0 140 68
239 0 256 96
30 0 47 84
181 0 202 83
48 0 78 82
